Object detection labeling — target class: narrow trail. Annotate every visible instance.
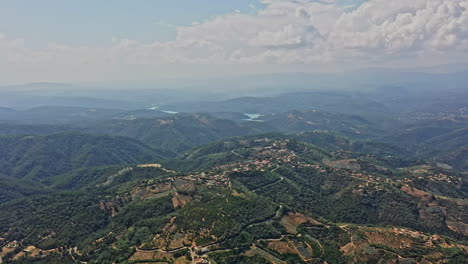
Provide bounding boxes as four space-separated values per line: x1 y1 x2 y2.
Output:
136 203 284 257
247 205 283 229
315 238 325 258
99 167 133 187
134 164 288 261
189 246 196 264
251 165 283 192
252 176 284 192
231 150 244 158
68 249 88 264
135 246 186 253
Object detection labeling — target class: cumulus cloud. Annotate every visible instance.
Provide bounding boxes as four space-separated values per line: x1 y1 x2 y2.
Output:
329 0 468 53
1 0 468 67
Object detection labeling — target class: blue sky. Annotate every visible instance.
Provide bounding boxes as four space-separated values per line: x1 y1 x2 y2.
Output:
0 0 262 47
0 0 368 47
0 0 467 84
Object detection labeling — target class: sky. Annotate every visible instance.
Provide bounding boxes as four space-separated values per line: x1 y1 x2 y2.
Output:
1 0 468 84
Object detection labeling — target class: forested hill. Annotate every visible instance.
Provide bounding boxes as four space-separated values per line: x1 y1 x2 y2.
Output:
0 132 166 182
0 133 466 263
80 114 264 154
0 93 466 263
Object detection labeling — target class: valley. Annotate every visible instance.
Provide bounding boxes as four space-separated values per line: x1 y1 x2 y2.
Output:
2 1 468 263
0 132 466 263
0 86 466 264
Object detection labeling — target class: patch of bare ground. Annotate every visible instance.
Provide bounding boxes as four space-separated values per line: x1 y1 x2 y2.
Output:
131 182 173 200
172 193 192 208
148 217 195 251
101 167 133 187
138 164 162 168
1 241 81 263
245 246 287 264
99 200 118 217
268 241 296 255
340 242 356 256
173 256 190 264
324 159 361 170
13 246 41 260
364 229 414 248
0 242 17 260
407 165 432 175
231 189 246 198
138 164 176 173
401 185 468 237
174 179 195 193
339 225 468 262
436 196 468 236
158 119 174 126
129 250 172 262
401 185 434 201
446 220 468 236
268 238 314 262
280 212 322 234
12 245 61 261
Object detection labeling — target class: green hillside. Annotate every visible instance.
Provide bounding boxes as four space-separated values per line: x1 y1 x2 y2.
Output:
81 114 263 154
0 133 166 183
0 133 466 264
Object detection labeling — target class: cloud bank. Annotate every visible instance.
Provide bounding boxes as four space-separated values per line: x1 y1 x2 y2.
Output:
1 0 468 68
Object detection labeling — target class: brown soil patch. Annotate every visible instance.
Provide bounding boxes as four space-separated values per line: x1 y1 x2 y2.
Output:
174 179 195 193
281 212 321 234
401 185 434 201
0 246 15 258
255 240 314 262
130 251 172 262
340 242 356 255
13 246 41 260
364 229 414 248
232 189 246 198
148 183 172 193
99 200 118 216
447 220 468 236
268 241 297 255
174 256 190 264
408 165 431 175
172 193 192 208
152 218 192 251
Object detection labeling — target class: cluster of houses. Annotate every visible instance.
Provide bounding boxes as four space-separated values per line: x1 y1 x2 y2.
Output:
351 173 393 193
178 140 306 188
393 227 448 248
426 173 461 184
404 168 462 185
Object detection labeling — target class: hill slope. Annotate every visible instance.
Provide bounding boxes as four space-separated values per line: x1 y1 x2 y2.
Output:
0 134 466 263
0 133 166 182
82 114 263 154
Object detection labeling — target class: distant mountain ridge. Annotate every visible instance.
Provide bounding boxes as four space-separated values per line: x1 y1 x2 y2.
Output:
0 132 166 182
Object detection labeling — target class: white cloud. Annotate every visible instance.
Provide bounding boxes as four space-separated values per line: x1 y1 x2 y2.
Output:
328 0 468 53
1 0 468 68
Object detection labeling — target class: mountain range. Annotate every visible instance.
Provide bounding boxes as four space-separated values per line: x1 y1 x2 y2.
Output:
0 84 466 264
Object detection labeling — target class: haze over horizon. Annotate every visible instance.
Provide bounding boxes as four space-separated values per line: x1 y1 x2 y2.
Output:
1 2 468 264
2 0 468 84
